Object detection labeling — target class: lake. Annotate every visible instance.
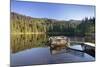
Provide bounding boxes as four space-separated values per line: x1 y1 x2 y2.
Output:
11 34 95 66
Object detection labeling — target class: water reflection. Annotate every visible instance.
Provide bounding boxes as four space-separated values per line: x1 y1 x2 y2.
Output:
49 44 84 57
11 34 95 66
11 34 48 53
11 34 90 53
11 47 95 66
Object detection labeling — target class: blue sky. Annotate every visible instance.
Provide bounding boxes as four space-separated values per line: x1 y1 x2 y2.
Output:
11 0 95 20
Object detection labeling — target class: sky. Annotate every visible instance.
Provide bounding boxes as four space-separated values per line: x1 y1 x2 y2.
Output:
11 0 95 20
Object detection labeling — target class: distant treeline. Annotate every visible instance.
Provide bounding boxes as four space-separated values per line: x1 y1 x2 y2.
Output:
11 12 95 37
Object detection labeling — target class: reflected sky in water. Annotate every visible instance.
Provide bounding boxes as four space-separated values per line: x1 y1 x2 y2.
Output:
11 34 95 66
11 47 94 66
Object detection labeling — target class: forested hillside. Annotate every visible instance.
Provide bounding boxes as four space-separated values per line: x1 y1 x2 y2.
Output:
11 12 95 37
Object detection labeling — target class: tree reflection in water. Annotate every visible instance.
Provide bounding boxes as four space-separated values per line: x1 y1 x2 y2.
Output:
11 34 48 53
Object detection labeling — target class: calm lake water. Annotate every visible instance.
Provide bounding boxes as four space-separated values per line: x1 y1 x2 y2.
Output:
11 34 95 66
11 34 48 53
